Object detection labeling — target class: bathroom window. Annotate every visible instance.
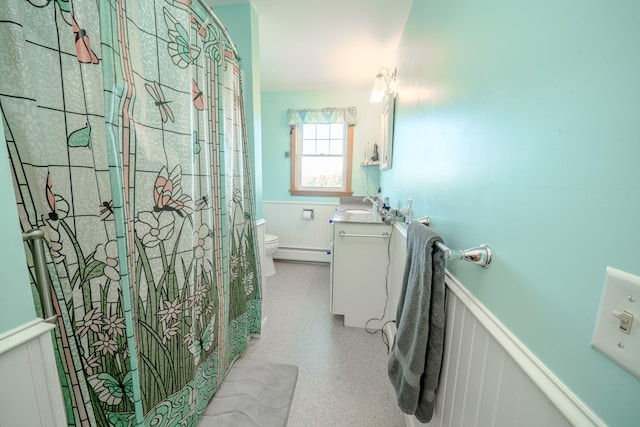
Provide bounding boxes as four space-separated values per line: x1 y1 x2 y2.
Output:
288 107 356 197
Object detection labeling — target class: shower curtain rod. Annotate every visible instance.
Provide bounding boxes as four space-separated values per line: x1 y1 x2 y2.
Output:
196 0 240 60
410 217 493 269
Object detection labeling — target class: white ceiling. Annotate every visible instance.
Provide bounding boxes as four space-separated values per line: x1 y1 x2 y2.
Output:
209 0 413 92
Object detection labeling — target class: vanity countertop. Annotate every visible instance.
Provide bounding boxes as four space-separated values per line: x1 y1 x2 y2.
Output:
331 196 384 224
332 208 382 224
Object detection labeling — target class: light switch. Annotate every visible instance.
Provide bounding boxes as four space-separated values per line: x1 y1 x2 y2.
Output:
591 267 640 379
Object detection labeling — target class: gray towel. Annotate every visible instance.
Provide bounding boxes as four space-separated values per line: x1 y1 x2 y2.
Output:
388 221 446 423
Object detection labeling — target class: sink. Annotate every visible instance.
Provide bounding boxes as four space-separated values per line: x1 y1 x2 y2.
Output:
333 205 383 223
344 209 372 214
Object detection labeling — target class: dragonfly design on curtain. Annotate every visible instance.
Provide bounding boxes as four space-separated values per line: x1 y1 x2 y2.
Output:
0 0 261 426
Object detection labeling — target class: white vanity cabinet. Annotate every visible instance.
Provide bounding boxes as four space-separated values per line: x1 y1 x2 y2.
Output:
330 221 392 328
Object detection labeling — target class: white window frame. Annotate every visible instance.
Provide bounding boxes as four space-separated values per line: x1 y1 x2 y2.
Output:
289 123 354 197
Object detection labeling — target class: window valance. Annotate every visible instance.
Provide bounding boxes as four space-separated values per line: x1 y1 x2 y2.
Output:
287 107 357 125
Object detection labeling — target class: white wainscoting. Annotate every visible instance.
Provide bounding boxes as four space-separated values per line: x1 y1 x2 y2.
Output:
0 319 66 426
262 201 338 263
388 224 604 427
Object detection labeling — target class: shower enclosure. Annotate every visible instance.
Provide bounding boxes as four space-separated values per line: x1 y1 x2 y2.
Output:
0 0 260 425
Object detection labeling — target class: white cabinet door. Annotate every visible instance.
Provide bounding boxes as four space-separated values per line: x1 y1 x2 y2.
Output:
331 223 392 328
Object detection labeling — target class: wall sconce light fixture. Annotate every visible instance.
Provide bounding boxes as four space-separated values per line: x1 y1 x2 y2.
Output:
369 67 397 103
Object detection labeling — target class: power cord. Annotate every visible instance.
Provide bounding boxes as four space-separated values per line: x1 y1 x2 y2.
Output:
379 319 396 353
365 225 396 353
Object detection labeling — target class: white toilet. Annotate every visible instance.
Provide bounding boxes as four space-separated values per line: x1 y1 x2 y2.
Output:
264 234 279 277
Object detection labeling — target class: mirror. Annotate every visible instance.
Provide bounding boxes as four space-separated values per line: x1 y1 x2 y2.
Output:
379 92 395 170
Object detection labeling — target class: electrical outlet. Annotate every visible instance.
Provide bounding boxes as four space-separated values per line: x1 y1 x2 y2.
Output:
591 267 640 379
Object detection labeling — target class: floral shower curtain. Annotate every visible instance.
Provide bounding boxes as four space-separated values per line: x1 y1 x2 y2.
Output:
0 0 260 425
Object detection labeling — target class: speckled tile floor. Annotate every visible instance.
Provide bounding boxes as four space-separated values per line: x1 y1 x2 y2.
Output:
241 261 405 427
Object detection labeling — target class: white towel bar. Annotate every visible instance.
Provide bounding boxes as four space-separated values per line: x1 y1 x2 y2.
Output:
338 230 390 239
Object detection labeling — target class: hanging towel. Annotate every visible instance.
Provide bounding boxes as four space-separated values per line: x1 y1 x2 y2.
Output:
388 221 446 423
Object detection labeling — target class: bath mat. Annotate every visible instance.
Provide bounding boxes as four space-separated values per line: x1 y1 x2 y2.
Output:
199 358 298 427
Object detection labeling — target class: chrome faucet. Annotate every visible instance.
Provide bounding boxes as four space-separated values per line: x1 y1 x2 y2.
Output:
362 196 379 211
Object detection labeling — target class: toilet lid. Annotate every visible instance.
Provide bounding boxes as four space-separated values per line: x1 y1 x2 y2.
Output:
265 234 278 244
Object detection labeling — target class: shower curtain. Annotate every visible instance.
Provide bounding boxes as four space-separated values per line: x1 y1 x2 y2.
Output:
0 0 261 425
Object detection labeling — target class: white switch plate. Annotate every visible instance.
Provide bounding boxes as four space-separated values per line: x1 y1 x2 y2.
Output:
591 267 640 379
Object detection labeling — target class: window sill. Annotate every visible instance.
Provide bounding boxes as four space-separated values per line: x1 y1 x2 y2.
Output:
289 189 353 197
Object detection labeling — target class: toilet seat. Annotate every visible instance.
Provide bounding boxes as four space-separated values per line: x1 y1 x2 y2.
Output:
264 234 279 277
265 234 279 246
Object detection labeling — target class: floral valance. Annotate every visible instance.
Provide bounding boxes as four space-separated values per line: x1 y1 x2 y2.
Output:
287 107 357 125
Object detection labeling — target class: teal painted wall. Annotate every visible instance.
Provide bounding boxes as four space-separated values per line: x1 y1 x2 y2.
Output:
0 123 37 334
261 88 381 202
212 2 264 219
382 1 640 425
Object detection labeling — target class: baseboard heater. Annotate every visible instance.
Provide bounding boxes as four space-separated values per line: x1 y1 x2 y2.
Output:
274 247 330 264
